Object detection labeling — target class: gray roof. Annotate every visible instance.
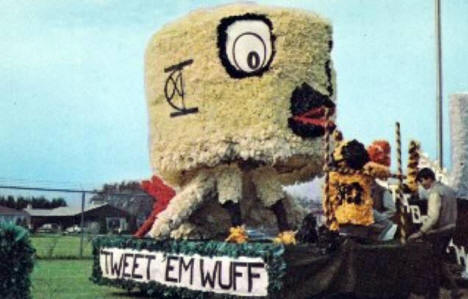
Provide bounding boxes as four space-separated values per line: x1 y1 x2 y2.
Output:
0 205 29 216
24 203 108 217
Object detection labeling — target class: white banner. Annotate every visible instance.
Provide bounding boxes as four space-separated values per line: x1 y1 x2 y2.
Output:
99 247 269 297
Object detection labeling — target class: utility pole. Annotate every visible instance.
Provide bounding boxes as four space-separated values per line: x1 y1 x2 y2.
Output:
435 0 443 168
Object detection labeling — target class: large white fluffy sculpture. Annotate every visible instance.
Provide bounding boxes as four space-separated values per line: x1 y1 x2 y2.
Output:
450 93 468 198
144 4 336 243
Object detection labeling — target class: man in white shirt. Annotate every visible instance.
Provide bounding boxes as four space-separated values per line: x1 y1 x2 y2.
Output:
408 167 460 299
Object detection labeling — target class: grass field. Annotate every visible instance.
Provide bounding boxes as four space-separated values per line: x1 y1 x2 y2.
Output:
31 260 147 299
30 234 149 298
30 234 94 259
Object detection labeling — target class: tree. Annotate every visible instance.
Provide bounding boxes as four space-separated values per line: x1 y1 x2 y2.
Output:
90 180 155 233
16 196 27 209
51 198 67 208
0 195 67 209
6 196 15 208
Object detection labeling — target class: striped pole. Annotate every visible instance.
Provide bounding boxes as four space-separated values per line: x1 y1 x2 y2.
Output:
396 122 407 244
322 108 335 229
326 165 403 179
406 141 420 193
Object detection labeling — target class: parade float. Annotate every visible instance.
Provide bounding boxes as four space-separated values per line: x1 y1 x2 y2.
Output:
91 4 444 298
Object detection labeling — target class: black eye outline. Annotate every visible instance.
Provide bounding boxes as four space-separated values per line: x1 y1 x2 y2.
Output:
217 13 276 79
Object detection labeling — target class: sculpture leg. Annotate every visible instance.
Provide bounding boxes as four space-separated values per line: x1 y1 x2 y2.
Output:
222 200 242 227
270 200 290 231
216 164 248 243
252 167 296 244
149 171 215 239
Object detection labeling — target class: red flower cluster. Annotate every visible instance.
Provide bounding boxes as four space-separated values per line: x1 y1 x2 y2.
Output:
367 140 391 167
134 176 176 238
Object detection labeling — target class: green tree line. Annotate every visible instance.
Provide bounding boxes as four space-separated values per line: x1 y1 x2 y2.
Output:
0 195 67 210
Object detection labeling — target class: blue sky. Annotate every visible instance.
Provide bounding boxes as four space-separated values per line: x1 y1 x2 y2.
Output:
1 0 467 201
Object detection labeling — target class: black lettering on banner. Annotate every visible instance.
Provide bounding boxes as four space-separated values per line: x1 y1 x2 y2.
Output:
247 263 264 292
218 261 233 290
111 253 124 277
200 259 220 288
122 253 132 278
232 262 247 291
178 257 194 285
132 254 144 279
100 250 111 274
165 256 179 283
145 255 156 280
102 251 266 294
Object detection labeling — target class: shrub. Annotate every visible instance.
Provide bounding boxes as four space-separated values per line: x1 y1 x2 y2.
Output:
0 223 35 298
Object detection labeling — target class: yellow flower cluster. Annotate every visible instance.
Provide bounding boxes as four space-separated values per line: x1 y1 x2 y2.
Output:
406 140 421 193
324 137 392 229
273 230 297 245
225 225 248 244
329 172 374 226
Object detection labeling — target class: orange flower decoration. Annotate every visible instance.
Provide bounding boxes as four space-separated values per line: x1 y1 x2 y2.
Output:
367 140 391 167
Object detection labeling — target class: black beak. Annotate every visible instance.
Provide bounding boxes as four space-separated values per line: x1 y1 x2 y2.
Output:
288 83 335 138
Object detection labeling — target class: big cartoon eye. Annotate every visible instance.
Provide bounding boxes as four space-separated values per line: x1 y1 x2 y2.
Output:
218 15 275 78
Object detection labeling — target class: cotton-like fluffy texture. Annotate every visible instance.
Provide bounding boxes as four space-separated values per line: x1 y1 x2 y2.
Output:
149 163 309 239
330 172 374 226
450 93 468 198
170 222 196 239
216 164 243 204
174 177 307 239
145 4 335 186
146 4 334 239
251 167 286 207
150 170 216 238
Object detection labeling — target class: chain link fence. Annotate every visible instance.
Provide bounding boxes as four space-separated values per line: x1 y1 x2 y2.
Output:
0 184 154 258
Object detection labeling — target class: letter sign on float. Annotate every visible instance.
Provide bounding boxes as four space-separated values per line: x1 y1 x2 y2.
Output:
99 247 269 297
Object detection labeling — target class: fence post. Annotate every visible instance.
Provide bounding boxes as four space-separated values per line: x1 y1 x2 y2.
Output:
80 191 85 258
